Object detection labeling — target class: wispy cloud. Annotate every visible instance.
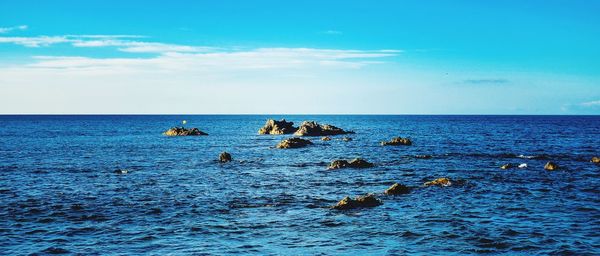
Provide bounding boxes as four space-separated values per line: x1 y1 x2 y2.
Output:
580 100 600 107
463 79 509 85
0 25 28 33
321 30 343 35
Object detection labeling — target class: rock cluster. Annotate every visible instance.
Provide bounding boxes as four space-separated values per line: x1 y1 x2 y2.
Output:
381 137 412 146
258 119 297 135
328 158 374 170
276 138 313 149
384 183 411 195
544 161 559 171
219 152 232 163
163 127 208 136
424 177 452 187
332 194 382 210
294 121 354 136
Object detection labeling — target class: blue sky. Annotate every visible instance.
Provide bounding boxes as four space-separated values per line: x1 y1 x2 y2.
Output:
1 0 599 114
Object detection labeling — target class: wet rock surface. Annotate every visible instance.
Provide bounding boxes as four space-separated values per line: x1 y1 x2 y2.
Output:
294 121 354 136
258 119 297 135
381 137 412 146
384 183 411 195
219 152 232 163
332 194 382 210
163 127 208 136
591 157 600 164
423 177 453 187
544 161 559 171
276 138 313 149
327 158 374 170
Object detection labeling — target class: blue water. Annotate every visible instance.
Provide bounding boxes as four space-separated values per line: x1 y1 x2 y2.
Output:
1 115 599 255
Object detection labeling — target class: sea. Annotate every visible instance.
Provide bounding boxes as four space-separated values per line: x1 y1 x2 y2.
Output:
0 115 599 255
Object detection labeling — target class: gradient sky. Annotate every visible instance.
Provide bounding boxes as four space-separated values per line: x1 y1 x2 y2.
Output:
1 0 599 114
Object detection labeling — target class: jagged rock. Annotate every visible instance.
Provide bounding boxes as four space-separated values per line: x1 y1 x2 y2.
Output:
219 152 232 163
294 121 354 136
384 183 411 195
415 155 432 159
424 177 452 187
163 127 208 136
321 136 331 141
332 194 382 210
342 137 353 142
258 119 297 135
500 163 514 169
544 161 559 171
276 138 313 149
381 137 412 146
113 169 128 174
591 157 600 164
328 158 374 170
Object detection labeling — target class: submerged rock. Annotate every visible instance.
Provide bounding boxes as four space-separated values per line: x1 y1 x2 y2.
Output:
544 161 559 171
276 138 313 149
113 169 128 174
424 177 452 187
328 158 374 170
332 194 382 210
415 155 432 159
219 152 232 163
384 183 411 195
258 119 297 135
321 136 332 141
591 157 600 164
381 137 412 146
294 121 354 136
163 127 208 136
500 163 515 169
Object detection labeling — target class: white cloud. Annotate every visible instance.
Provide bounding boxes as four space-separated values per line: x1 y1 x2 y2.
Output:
0 25 28 33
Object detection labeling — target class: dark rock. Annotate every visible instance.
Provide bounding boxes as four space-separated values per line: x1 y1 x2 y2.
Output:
384 183 411 195
500 163 514 169
591 157 600 164
219 152 232 163
321 136 331 141
332 194 382 210
258 119 297 135
294 121 354 136
276 138 313 149
163 127 208 136
113 169 128 174
328 158 374 170
415 155 432 159
423 177 452 187
381 137 412 146
544 161 559 171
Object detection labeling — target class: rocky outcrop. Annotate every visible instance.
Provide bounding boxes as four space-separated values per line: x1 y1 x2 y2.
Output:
591 157 600 164
544 161 559 171
384 183 411 195
294 121 354 136
258 119 297 135
219 152 232 163
424 177 452 187
276 138 313 149
332 194 382 210
328 158 374 170
381 137 412 146
321 136 331 141
500 163 514 169
163 127 208 136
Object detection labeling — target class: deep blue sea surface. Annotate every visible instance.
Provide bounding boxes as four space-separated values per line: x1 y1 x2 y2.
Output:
1 115 599 255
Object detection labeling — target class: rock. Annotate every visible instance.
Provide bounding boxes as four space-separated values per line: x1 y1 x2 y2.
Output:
294 121 354 136
114 169 128 174
544 161 559 171
518 163 528 168
424 177 452 187
500 163 514 169
591 157 600 164
328 158 374 170
332 194 382 210
415 155 432 159
384 183 411 195
381 137 412 146
342 137 353 142
258 119 297 135
276 138 313 149
219 152 232 163
163 127 208 136
321 136 332 141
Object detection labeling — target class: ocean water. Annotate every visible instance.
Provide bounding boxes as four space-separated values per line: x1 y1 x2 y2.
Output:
0 115 599 255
